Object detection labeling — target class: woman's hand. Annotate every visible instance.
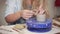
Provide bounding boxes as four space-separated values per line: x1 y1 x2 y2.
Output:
38 8 45 15
33 4 45 15
38 4 45 15
21 10 34 20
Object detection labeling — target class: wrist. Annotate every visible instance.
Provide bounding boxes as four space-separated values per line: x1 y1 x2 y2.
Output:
19 11 22 18
16 11 22 18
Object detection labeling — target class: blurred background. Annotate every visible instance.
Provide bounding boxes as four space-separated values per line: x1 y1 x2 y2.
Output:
0 0 60 25
0 0 7 25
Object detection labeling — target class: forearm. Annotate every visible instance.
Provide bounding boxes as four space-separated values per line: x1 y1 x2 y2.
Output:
5 11 22 23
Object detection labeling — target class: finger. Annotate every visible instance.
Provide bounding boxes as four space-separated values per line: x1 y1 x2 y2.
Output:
23 16 32 20
39 4 43 9
33 9 40 15
39 10 45 14
22 11 33 16
26 11 34 15
22 13 33 18
38 8 45 14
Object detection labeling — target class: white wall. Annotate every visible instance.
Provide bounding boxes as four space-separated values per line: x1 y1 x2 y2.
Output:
55 7 60 16
0 0 7 25
45 0 56 18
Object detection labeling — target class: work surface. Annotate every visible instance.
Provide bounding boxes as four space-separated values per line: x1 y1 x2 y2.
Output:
0 24 60 34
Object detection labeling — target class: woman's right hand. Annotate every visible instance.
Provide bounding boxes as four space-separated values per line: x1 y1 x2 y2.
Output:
21 10 34 20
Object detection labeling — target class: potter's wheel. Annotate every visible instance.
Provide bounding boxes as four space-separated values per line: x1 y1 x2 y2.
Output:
26 18 52 32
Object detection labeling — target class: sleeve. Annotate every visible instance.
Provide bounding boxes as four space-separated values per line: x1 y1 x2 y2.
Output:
5 0 23 17
5 0 16 17
16 0 23 11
